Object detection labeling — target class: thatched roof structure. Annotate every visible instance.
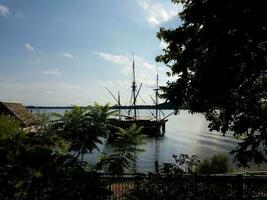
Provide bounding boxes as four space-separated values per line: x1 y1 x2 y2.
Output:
0 101 34 127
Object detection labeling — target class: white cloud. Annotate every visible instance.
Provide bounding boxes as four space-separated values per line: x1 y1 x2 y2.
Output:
95 52 155 73
59 52 73 59
100 80 115 88
28 59 40 64
135 56 155 70
95 52 130 66
44 90 54 95
41 68 62 76
95 52 159 95
95 52 133 75
136 0 181 26
25 43 35 51
0 4 9 17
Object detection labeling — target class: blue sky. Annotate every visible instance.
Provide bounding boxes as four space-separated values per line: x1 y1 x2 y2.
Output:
0 0 181 106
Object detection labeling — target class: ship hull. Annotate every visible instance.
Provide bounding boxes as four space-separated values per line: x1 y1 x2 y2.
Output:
108 118 167 137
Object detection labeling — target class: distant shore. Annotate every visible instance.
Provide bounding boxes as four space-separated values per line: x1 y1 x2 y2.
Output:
26 101 177 110
26 104 176 110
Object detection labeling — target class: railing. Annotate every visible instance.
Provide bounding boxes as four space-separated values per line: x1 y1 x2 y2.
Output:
100 174 144 199
98 173 267 200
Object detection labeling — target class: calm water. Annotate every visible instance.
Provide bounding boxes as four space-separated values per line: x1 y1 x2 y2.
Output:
32 108 266 173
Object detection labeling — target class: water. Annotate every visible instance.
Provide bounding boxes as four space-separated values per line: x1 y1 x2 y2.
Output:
32 108 266 173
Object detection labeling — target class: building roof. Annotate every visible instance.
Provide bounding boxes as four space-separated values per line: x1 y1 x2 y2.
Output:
0 102 34 127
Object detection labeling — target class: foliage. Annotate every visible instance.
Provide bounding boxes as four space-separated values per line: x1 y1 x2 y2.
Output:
52 103 115 161
112 124 144 152
0 114 110 199
196 154 230 174
32 111 57 134
161 154 199 175
126 154 199 200
126 173 266 200
125 154 265 200
156 0 267 167
97 124 144 174
88 102 118 128
0 114 21 139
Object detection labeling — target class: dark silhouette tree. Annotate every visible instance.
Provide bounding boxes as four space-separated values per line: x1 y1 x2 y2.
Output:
52 103 116 162
97 124 144 174
0 115 110 200
156 0 267 167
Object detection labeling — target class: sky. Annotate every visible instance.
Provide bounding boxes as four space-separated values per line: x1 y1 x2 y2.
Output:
0 0 182 106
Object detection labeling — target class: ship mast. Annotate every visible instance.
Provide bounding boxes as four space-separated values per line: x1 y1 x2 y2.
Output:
155 66 159 120
132 53 137 119
118 91 121 120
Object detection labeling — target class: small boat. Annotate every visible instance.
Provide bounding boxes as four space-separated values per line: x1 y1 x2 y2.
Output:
107 54 168 137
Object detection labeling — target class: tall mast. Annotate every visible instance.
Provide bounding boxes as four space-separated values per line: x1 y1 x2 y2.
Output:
118 91 121 120
132 53 137 119
155 65 159 120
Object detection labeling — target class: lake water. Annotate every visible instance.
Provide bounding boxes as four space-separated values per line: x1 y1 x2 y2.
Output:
32 108 266 173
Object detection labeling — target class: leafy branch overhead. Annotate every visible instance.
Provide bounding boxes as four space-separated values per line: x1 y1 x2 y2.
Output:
156 0 267 167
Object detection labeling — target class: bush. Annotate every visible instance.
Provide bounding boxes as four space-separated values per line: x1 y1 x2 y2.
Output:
197 154 230 174
0 115 21 139
0 114 110 199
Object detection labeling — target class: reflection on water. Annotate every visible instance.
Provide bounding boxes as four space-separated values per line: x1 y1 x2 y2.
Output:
32 109 266 173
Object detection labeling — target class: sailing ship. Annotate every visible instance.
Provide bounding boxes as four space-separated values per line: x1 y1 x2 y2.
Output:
107 55 168 137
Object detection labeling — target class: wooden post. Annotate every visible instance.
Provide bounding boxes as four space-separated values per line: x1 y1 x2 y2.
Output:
154 161 159 174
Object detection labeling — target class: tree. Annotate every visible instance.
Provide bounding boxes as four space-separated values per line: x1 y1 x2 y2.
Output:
0 115 110 200
97 124 144 174
0 115 21 139
32 111 55 134
156 0 267 167
196 154 230 174
125 154 200 200
52 103 116 162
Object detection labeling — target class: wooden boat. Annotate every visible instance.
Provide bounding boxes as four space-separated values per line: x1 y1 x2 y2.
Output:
107 54 169 137
109 117 167 137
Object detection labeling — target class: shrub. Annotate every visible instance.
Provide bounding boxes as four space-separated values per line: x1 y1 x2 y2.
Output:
0 114 110 199
197 154 230 174
0 114 21 139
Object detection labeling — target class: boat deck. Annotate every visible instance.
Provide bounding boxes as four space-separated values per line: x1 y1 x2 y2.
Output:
108 118 167 137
